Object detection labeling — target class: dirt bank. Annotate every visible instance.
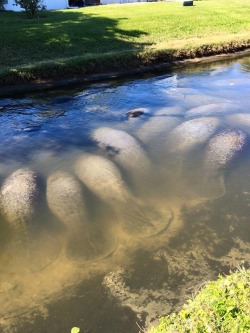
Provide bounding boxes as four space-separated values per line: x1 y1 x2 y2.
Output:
1 46 250 97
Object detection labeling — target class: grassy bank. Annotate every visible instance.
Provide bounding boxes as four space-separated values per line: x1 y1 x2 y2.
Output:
150 267 250 333
0 0 250 85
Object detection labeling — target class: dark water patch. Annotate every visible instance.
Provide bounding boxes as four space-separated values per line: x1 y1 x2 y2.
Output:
122 248 170 291
51 95 73 105
16 274 142 333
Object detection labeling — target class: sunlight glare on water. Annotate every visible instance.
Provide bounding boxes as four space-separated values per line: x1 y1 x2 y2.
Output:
0 56 250 333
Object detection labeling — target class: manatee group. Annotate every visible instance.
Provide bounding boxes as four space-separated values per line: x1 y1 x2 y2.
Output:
1 60 250 333
0 93 248 266
1 117 247 250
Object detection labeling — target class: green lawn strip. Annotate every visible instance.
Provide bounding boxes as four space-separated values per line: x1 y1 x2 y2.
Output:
0 0 250 85
150 267 250 333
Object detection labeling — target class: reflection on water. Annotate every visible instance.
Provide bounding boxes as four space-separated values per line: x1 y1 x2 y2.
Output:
0 57 250 333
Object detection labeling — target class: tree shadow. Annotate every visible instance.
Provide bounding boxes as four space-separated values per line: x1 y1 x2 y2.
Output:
0 9 150 68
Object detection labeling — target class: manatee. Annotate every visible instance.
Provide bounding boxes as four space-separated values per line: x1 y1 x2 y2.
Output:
165 88 226 108
116 108 149 135
136 107 183 144
225 114 250 134
209 66 229 76
204 130 247 169
199 130 247 199
167 87 200 95
0 168 38 271
120 107 182 143
0 168 60 272
183 95 229 108
164 88 199 105
137 116 181 144
47 171 87 230
0 168 38 236
213 78 250 88
74 154 129 205
74 153 172 238
46 171 116 262
125 108 145 118
166 117 220 155
185 103 242 119
153 106 185 117
136 113 182 161
92 127 151 187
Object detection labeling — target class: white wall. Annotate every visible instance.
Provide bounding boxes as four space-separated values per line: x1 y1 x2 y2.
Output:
4 0 69 11
101 0 147 5
4 0 147 11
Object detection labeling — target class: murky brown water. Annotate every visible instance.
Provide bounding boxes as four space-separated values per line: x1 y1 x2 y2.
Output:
0 56 250 333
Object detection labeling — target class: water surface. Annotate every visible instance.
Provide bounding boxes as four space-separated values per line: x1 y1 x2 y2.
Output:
0 56 250 333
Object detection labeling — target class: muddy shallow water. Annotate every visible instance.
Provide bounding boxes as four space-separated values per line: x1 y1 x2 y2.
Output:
0 57 250 333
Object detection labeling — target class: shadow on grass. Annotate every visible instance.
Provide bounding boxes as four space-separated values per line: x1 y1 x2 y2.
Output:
0 10 150 68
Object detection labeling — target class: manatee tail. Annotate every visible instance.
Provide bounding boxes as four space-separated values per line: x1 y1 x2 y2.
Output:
195 172 226 201
119 200 173 238
65 221 117 263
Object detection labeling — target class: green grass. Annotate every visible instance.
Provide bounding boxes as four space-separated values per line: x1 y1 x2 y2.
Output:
150 267 250 333
0 0 250 85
